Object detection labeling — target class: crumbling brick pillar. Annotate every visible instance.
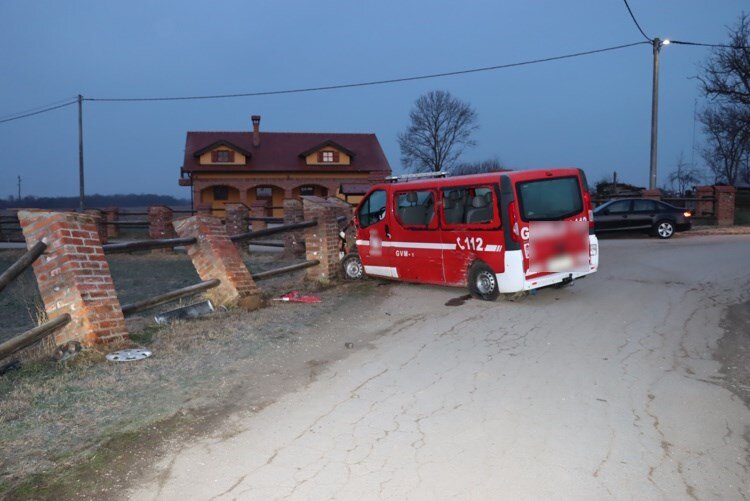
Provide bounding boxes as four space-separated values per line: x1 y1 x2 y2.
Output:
714 185 736 226
103 207 119 240
327 197 355 251
640 189 662 200
174 215 262 310
695 186 714 218
17 210 128 346
302 197 341 284
250 199 271 231
84 208 108 244
283 198 305 256
224 203 249 237
148 206 176 253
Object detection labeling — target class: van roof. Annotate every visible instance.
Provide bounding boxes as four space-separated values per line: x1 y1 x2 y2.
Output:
371 167 582 192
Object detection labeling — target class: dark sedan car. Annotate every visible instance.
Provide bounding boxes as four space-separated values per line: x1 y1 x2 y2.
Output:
593 198 692 239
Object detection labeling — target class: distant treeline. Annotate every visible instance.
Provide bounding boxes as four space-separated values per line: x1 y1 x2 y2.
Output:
0 194 191 209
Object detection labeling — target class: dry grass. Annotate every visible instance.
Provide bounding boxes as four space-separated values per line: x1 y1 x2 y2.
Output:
0 278 380 498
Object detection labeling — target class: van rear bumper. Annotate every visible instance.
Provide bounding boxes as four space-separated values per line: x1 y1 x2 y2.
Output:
496 235 599 293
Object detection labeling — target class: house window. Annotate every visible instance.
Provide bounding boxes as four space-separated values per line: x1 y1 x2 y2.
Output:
299 186 316 196
212 150 234 162
316 150 339 163
256 187 273 199
213 186 229 201
322 151 334 162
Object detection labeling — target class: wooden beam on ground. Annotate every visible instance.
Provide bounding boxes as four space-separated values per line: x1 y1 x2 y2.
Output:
0 314 71 360
252 260 320 280
0 240 46 294
121 279 221 316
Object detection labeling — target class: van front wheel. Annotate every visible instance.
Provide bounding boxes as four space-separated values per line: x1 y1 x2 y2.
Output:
468 262 499 301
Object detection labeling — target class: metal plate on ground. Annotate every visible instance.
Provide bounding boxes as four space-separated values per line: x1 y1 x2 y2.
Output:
106 348 152 362
154 300 214 324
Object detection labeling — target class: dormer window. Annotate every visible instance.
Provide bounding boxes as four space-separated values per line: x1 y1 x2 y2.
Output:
317 150 339 163
212 150 234 163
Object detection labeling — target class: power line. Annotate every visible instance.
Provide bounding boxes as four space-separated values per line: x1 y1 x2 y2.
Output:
0 99 78 125
622 0 652 42
85 41 649 102
671 40 750 49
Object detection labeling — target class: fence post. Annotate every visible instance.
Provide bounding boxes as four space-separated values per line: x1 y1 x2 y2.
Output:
714 185 737 226
250 199 271 231
148 206 176 253
695 186 714 218
104 207 119 240
84 208 108 244
225 203 250 254
283 198 305 256
174 214 262 310
17 210 128 346
302 196 340 284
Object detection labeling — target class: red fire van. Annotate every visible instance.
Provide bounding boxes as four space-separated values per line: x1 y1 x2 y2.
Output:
343 168 599 300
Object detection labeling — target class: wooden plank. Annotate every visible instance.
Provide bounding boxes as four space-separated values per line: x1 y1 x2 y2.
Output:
0 240 47 294
231 220 317 243
253 260 320 280
103 236 197 254
121 279 221 316
0 314 71 360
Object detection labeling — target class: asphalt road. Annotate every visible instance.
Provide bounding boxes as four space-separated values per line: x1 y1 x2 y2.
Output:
129 235 750 500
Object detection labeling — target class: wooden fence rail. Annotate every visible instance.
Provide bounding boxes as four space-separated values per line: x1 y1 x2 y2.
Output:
102 236 198 254
231 219 318 243
0 240 47 294
253 260 320 280
0 314 71 360
121 279 220 316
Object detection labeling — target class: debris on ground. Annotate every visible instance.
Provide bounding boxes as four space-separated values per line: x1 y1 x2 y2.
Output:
272 291 322 304
105 348 153 362
154 301 214 324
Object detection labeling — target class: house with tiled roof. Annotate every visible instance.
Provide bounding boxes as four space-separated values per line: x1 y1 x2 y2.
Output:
179 115 392 216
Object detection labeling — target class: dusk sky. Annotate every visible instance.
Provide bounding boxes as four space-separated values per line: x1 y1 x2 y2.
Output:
1 0 747 198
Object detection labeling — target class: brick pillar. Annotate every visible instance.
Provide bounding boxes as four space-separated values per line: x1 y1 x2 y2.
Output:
326 197 355 251
103 207 119 240
302 197 341 284
250 199 271 231
173 215 262 310
148 206 176 253
640 189 662 200
84 208 108 244
283 198 305 256
695 186 714 217
714 185 737 226
224 203 249 237
17 210 127 346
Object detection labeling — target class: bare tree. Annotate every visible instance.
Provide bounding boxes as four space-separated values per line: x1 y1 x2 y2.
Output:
450 156 509 176
667 152 704 195
698 13 750 185
398 90 479 173
700 105 748 185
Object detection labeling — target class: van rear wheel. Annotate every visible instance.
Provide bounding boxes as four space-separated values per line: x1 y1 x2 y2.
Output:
341 254 364 280
468 262 499 301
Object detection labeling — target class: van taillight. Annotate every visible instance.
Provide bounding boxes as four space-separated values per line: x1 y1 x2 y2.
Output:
508 201 521 243
582 191 595 230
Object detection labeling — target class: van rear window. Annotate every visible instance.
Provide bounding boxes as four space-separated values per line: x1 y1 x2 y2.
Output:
516 176 582 221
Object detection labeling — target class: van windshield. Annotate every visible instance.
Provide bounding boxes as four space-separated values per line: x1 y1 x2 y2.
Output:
516 176 583 221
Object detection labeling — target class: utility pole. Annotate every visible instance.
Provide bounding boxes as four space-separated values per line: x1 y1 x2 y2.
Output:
17 176 21 201
77 94 85 211
649 38 669 190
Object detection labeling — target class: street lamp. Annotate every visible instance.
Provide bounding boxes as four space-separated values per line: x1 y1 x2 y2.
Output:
649 38 670 190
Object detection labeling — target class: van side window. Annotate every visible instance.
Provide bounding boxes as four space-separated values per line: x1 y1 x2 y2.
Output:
358 190 387 228
441 186 498 226
395 190 435 227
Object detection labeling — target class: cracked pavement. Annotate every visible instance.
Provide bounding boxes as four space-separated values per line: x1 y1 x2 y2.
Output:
129 235 750 500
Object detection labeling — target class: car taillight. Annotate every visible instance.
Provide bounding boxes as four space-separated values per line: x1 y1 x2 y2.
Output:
683 211 692 218
508 201 521 243
582 191 595 230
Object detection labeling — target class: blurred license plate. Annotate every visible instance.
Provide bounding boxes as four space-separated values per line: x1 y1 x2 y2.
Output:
547 254 574 272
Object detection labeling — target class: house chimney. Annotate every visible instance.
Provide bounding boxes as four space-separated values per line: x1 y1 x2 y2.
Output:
251 115 261 147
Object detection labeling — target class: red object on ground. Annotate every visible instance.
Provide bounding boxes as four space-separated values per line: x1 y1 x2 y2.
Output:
273 291 321 303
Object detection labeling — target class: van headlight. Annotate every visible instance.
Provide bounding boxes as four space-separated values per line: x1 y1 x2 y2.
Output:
590 243 598 257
